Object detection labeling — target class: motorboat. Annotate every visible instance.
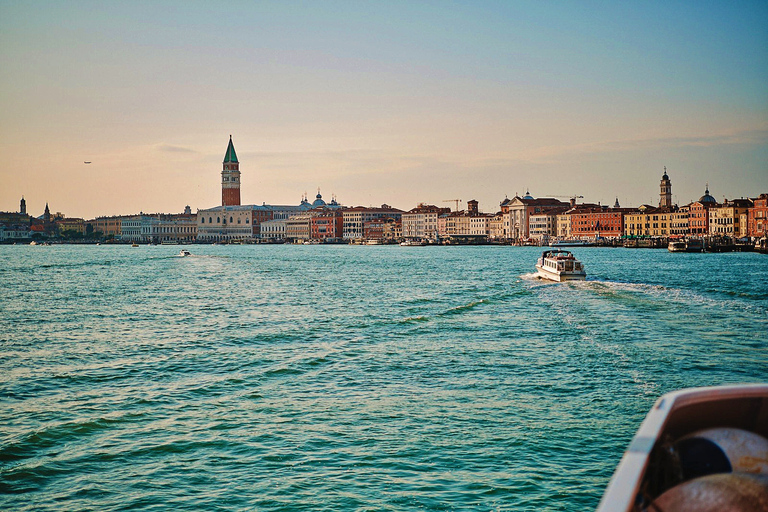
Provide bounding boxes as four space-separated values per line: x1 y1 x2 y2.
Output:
400 239 426 246
668 240 687 252
549 239 591 247
598 384 768 511
179 249 191 257
535 250 586 282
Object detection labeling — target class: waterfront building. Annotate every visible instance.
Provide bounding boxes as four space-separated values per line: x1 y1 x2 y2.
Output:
688 185 718 235
487 213 505 241
402 204 450 240
0 224 31 242
260 219 287 241
505 192 567 241
342 205 403 241
120 215 146 241
624 206 676 237
567 206 628 239
0 200 33 242
197 205 268 243
669 206 690 237
708 198 753 237
146 212 197 243
310 209 344 241
529 207 568 242
221 136 241 207
285 212 312 242
363 217 400 242
659 167 673 208
56 218 85 235
748 193 768 238
556 212 572 239
87 216 122 238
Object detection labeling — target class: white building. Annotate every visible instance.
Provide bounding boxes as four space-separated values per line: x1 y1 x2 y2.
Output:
402 204 451 240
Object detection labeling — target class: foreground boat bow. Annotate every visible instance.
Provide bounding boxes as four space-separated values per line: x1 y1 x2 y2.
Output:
598 384 768 511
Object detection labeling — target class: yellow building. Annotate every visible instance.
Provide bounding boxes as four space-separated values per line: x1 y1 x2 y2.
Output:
624 206 674 237
708 199 752 237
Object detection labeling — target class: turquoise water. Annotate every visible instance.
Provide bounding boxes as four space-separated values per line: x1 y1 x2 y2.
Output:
1 245 766 511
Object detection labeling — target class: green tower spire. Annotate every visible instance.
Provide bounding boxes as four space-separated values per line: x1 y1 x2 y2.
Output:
223 135 238 163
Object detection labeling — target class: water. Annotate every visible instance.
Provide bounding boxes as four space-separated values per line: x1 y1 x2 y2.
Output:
1 244 766 511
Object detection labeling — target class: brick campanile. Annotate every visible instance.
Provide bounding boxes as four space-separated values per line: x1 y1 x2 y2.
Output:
222 135 241 206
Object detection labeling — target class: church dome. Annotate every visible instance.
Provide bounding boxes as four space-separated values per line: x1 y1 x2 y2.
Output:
312 191 327 208
699 185 716 204
522 189 534 200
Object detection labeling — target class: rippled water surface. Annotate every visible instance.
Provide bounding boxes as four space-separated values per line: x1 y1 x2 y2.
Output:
1 244 766 510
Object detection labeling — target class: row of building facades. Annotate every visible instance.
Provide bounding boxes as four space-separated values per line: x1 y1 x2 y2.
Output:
2 139 766 244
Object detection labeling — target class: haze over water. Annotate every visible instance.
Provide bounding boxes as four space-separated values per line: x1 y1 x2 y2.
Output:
1 245 766 510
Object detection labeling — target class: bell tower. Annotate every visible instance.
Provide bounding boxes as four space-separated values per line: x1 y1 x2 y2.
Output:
659 166 672 208
222 135 241 206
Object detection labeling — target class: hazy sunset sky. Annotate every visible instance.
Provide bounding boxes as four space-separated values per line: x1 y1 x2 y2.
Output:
1 1 766 218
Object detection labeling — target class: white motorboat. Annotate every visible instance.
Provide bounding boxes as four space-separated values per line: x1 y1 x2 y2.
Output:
535 250 586 282
400 239 426 246
179 249 191 257
598 384 768 512
549 239 591 247
668 240 687 252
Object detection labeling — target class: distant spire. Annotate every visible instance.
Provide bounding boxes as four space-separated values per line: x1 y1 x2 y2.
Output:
223 135 238 163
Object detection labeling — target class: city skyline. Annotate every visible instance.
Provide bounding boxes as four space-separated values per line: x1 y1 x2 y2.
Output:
1 1 767 219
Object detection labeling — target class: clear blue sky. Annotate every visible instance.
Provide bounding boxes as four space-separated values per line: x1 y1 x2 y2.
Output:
1 1 766 217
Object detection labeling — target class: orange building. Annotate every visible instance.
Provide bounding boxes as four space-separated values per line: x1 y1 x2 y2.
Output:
688 185 718 235
569 206 629 238
748 193 768 238
310 210 344 241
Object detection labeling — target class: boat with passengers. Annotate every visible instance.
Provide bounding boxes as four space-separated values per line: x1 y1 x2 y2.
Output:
535 249 586 282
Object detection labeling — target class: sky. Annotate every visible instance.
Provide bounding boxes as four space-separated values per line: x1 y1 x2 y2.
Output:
1 0 766 218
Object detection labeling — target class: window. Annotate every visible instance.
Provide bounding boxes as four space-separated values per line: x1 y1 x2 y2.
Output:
201 218 205 224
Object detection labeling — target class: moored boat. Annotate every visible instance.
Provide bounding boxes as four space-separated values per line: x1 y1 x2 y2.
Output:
686 238 704 252
597 384 768 512
668 240 687 252
400 239 426 246
535 250 586 282
550 239 591 247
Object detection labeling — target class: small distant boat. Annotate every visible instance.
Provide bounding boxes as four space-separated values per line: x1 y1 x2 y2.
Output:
668 240 687 252
598 384 768 512
29 241 37 246
179 249 191 257
131 243 139 247
549 239 591 247
400 239 426 246
535 249 586 282
365 239 383 245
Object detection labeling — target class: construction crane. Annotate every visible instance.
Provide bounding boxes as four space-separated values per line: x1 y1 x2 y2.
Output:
443 199 461 211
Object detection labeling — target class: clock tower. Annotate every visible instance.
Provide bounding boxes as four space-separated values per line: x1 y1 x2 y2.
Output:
659 166 672 208
222 135 241 206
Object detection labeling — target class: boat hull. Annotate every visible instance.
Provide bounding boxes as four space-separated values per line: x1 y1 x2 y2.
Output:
535 264 586 282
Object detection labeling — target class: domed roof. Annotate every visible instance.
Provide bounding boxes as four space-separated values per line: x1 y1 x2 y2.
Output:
312 190 326 208
522 189 534 200
699 184 716 204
